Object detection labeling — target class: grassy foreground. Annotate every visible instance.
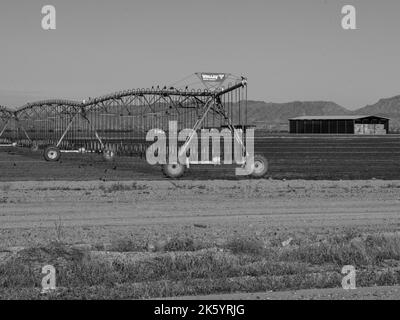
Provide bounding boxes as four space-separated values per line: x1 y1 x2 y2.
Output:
1 231 400 299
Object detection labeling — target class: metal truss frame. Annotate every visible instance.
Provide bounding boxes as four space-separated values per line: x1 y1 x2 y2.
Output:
0 78 248 161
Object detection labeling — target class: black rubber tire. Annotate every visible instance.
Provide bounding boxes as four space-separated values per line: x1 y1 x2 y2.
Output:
251 155 268 178
44 146 61 162
103 149 115 162
162 163 186 179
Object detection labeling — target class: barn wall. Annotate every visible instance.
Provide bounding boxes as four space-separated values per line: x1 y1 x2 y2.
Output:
289 119 355 134
289 118 389 134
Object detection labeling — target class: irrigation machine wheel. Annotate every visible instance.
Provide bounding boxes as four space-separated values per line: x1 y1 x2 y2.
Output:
162 163 186 179
103 148 116 162
44 146 61 162
251 154 268 178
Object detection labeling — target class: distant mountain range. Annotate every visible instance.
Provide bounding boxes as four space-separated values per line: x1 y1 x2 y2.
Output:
246 95 400 132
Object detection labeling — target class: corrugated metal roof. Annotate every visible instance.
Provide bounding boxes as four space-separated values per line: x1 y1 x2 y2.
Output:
289 115 390 120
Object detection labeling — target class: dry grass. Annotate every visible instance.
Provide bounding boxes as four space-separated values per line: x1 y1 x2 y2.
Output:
1 231 400 299
108 237 143 252
163 235 206 252
225 236 266 256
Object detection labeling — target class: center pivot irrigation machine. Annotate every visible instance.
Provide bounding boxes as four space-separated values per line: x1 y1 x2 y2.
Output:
0 73 267 178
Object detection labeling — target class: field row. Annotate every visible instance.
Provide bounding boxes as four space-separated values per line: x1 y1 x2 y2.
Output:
0 135 399 180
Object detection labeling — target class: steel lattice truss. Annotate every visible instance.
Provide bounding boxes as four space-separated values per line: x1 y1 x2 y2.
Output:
0 79 248 157
0 105 16 145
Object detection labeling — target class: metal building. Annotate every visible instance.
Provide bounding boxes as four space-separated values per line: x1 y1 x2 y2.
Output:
289 115 390 135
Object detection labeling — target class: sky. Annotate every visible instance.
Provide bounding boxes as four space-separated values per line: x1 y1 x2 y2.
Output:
0 0 400 109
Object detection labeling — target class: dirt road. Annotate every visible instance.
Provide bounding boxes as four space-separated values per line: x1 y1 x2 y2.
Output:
1 179 400 247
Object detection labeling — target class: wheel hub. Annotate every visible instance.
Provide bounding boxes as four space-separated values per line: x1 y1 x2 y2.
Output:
254 160 264 173
169 164 181 172
48 151 58 159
